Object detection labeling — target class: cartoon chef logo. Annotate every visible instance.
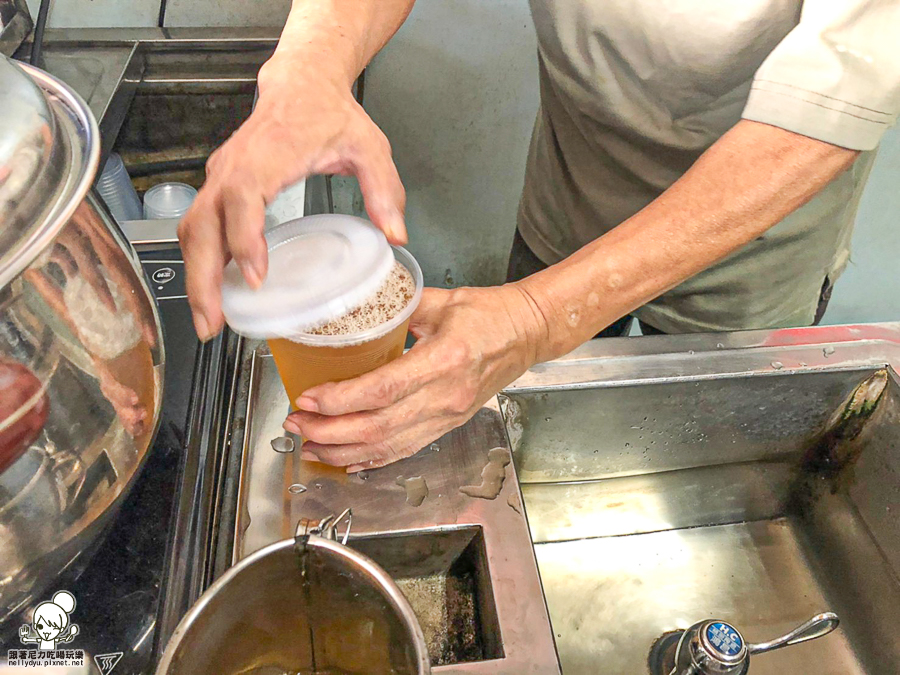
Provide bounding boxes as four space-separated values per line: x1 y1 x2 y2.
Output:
18 591 80 650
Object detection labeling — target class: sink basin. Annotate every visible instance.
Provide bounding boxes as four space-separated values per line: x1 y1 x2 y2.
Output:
502 328 900 674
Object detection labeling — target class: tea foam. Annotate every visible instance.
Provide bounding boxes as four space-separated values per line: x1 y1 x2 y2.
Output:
308 261 414 336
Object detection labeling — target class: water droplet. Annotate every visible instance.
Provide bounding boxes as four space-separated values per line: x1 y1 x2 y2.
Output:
460 447 510 500
689 350 695 355
288 483 307 494
358 471 369 481
716 343 724 349
507 493 522 514
771 361 784 370
314 482 322 490
396 476 428 506
271 437 294 453
544 417 552 422
823 346 835 357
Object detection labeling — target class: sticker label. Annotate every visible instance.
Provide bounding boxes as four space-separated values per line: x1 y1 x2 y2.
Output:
152 267 177 284
707 622 743 657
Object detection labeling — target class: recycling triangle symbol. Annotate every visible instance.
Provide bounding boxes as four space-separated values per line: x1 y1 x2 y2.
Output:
94 652 124 675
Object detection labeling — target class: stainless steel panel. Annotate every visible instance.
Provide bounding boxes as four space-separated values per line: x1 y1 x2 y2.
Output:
504 370 870 485
23 0 158 29
38 44 142 165
845 371 900 574
519 461 794 543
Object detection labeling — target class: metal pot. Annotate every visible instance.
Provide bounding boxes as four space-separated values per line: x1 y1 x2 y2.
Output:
157 513 431 675
0 56 164 620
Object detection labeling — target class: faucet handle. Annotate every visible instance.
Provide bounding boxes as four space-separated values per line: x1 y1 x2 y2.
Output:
669 612 839 675
747 612 839 656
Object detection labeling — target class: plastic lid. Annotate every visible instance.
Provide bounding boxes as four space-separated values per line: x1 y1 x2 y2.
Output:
221 214 395 339
143 182 198 219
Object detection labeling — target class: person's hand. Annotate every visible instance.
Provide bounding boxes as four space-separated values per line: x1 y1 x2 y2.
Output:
282 284 547 472
178 56 408 341
97 367 147 438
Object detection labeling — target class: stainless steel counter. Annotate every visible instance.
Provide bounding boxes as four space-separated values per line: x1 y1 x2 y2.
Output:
225 344 560 674
217 323 900 675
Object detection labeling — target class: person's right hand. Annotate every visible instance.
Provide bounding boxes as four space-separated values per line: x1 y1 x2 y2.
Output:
178 57 408 341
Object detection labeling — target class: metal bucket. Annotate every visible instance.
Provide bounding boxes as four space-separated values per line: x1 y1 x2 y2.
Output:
157 514 431 675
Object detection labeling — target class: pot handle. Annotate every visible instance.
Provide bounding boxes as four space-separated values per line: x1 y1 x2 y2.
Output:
294 508 353 546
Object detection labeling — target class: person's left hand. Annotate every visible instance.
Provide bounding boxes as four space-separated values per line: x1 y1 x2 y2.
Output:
283 284 546 472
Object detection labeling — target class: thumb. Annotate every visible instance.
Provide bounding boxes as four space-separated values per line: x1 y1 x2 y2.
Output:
408 288 450 340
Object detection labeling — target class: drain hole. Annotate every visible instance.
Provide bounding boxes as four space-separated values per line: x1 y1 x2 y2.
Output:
647 630 683 675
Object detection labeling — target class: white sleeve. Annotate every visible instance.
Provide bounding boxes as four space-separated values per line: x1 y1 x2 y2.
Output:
742 0 900 150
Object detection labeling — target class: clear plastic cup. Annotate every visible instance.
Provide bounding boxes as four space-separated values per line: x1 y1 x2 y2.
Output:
96 152 143 222
143 182 197 220
221 215 424 409
267 245 423 407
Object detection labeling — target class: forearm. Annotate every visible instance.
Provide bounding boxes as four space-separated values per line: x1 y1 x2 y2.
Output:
516 120 860 361
261 0 416 90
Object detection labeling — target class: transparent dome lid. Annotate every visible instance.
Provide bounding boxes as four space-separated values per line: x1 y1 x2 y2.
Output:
221 214 395 339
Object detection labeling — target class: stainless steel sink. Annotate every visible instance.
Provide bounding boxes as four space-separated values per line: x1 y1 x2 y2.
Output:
502 325 900 675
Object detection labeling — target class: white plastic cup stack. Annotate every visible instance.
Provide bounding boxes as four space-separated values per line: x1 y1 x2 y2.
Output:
143 182 198 220
96 153 143 222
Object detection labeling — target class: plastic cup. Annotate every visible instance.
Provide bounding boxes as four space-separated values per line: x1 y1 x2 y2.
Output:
221 215 424 408
222 216 423 477
96 152 143 222
143 182 197 220
266 246 423 409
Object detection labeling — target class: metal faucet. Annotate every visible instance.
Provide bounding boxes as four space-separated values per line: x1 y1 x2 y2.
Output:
668 612 839 675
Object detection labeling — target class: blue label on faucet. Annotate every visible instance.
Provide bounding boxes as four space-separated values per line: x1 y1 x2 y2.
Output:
707 622 743 657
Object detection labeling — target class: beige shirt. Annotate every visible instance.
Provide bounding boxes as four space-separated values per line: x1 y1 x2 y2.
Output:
519 0 900 333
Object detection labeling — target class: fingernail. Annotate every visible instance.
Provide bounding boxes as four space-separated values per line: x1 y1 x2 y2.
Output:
295 396 319 413
301 450 320 462
346 465 363 474
240 260 263 289
391 220 408 245
384 209 407 245
283 419 301 435
194 313 212 342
